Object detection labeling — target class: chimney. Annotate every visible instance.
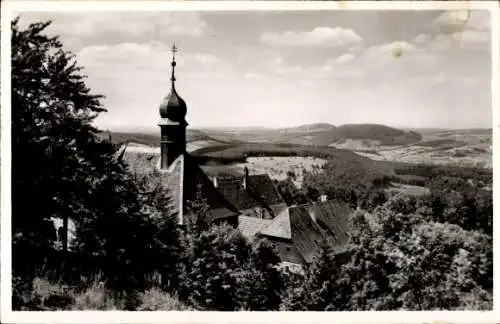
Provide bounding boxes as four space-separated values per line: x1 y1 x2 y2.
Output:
213 176 218 188
243 167 249 190
319 194 327 202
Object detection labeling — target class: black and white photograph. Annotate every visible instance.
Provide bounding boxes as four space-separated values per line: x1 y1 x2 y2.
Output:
1 0 498 321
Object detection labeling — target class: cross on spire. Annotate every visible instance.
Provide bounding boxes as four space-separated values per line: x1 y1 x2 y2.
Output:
171 42 178 61
170 42 178 84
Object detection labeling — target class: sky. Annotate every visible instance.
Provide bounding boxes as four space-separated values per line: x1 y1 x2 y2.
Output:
16 9 493 131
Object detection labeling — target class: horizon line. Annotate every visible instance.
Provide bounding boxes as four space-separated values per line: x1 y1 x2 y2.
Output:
96 122 494 134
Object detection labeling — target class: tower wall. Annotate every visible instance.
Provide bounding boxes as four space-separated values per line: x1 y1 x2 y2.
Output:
160 124 187 169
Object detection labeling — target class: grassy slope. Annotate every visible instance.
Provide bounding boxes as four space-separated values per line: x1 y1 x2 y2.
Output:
15 277 193 311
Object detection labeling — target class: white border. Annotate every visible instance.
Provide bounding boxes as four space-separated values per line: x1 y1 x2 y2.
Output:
1 1 499 323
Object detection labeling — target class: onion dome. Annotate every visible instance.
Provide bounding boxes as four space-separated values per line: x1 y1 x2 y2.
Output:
159 44 187 123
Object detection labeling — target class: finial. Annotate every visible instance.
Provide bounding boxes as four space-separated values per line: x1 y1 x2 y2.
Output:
171 42 178 63
170 42 178 84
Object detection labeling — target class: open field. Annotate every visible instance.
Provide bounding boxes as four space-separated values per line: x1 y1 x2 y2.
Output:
385 182 430 196
235 156 327 188
349 128 492 168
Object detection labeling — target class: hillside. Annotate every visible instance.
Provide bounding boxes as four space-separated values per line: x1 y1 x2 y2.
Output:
300 123 422 146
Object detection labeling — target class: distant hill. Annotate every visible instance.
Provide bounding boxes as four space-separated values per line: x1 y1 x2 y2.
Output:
325 123 422 146
279 123 336 133
267 123 422 146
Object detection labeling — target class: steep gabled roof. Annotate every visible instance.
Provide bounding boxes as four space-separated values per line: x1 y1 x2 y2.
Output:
269 203 288 217
175 154 241 224
260 208 291 239
311 200 351 250
216 177 261 211
204 172 286 218
246 174 285 206
164 154 185 224
123 151 240 225
238 215 273 238
288 205 325 264
289 201 353 263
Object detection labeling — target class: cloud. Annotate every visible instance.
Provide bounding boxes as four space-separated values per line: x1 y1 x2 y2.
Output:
274 66 303 76
335 53 355 64
413 10 491 50
77 42 222 72
188 54 219 64
244 72 261 80
259 26 362 48
466 10 491 32
16 12 208 50
413 30 490 51
412 33 432 45
310 39 445 88
433 10 471 34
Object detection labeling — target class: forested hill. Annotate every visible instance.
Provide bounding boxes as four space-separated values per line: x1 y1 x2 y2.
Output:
298 123 422 146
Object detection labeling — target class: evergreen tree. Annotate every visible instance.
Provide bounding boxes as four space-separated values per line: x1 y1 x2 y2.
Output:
180 222 252 310
241 238 283 310
11 17 109 277
11 18 183 294
284 239 344 311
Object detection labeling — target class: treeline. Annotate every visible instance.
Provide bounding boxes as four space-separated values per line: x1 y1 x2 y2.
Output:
285 156 493 234
194 142 371 163
282 203 492 310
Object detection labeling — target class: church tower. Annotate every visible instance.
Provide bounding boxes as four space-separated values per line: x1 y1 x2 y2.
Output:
158 43 188 170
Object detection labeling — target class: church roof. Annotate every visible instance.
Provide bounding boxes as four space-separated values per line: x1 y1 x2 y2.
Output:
311 200 351 250
208 173 285 218
258 201 353 264
237 215 273 238
288 205 325 263
246 174 285 206
122 151 240 225
216 177 261 210
166 154 241 224
260 208 292 239
288 201 352 263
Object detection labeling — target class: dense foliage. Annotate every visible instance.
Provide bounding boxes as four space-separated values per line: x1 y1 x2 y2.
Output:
283 204 492 311
11 17 186 298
